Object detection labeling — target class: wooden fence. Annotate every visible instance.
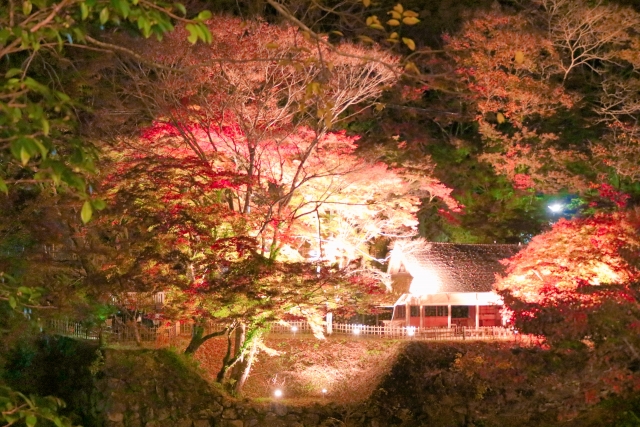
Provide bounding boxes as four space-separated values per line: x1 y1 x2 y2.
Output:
45 319 520 344
45 318 175 343
47 319 102 341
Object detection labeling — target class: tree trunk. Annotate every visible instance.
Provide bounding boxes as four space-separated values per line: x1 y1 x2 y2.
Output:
216 327 236 382
185 323 205 354
184 321 229 355
231 323 246 379
216 323 248 389
98 325 106 348
225 189 235 211
234 337 258 394
127 318 142 346
269 226 280 261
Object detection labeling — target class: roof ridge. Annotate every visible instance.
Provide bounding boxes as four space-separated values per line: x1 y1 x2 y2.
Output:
394 242 522 293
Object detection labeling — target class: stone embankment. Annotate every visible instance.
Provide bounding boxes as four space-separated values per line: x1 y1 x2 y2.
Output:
97 349 362 427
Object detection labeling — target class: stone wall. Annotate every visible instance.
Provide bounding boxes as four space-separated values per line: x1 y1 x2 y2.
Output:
95 349 358 427
12 337 617 427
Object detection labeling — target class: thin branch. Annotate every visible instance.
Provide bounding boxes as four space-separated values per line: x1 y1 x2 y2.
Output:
29 0 74 34
265 0 401 78
85 35 181 72
139 0 192 22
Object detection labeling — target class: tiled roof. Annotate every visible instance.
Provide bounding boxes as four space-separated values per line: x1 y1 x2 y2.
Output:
397 243 521 293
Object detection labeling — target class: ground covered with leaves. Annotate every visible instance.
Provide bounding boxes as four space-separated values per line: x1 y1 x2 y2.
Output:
192 337 640 426
6 335 640 426
193 334 402 403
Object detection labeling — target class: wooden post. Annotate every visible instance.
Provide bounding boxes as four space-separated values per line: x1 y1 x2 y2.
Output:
447 305 452 328
405 304 410 326
326 312 333 335
475 304 480 329
419 305 423 329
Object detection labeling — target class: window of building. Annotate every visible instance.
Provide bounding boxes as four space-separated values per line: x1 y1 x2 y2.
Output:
479 306 498 315
424 306 448 317
451 306 469 318
410 305 420 317
394 305 406 320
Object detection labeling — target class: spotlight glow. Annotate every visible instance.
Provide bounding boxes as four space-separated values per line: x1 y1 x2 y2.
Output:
548 203 564 213
291 326 298 333
409 267 442 295
353 327 361 335
274 389 283 398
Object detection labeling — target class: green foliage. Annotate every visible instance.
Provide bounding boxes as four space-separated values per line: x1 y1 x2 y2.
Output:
88 349 105 377
0 3 213 423
0 274 44 311
0 386 75 427
0 0 211 205
1 336 100 426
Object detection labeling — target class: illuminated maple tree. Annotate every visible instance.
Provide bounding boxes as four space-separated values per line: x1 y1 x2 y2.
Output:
494 206 640 407
99 138 387 392
60 15 462 394
110 16 406 257
108 15 462 260
442 10 592 193
540 0 640 81
495 205 640 344
496 212 640 302
102 127 453 391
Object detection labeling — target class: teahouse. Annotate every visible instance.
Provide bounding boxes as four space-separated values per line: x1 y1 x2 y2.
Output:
387 242 521 328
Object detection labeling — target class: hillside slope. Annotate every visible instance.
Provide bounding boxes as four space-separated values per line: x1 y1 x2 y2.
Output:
5 335 640 426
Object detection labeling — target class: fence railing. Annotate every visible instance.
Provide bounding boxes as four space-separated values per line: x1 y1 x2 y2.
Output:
44 319 519 344
47 319 102 340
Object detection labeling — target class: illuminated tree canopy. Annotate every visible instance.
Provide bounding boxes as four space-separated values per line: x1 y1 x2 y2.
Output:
496 211 640 304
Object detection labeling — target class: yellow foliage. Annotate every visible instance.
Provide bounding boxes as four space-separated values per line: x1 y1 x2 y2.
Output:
404 61 420 74
402 16 420 25
357 35 374 44
402 37 415 51
387 10 401 19
402 10 419 18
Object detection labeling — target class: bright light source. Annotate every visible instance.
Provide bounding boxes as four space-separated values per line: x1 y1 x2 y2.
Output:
291 326 298 333
406 327 415 337
274 389 283 398
409 267 442 295
321 388 327 394
548 203 564 213
353 327 361 335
